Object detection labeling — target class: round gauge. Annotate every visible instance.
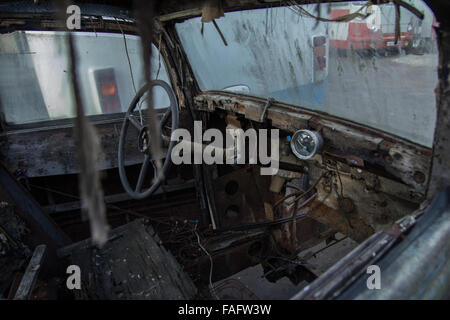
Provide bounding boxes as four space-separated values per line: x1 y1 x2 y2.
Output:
290 129 323 160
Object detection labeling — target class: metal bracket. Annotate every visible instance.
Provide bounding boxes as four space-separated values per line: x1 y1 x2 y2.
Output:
260 97 275 122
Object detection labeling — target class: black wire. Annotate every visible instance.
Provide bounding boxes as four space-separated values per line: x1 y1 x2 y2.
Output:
213 212 309 233
331 170 354 229
115 17 137 94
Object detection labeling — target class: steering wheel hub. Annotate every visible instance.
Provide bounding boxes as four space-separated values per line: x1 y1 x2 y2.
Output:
138 126 150 154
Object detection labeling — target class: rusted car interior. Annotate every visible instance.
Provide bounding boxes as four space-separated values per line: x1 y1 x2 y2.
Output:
0 0 449 300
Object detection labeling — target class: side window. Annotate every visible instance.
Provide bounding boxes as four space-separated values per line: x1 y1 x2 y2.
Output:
0 31 172 125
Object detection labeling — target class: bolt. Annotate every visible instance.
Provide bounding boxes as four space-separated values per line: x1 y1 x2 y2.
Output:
413 171 426 184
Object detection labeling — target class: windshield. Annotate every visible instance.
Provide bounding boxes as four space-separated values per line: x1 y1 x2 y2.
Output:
176 1 437 147
0 31 171 125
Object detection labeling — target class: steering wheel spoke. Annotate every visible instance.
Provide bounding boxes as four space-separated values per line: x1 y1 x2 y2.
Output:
150 159 157 177
135 155 151 193
160 108 171 127
128 114 143 130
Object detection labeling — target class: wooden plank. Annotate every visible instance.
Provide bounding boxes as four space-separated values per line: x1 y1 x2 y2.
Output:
45 180 196 214
65 219 197 299
14 244 47 300
0 119 140 178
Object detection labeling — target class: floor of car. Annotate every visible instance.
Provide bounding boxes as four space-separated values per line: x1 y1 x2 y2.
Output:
212 234 358 299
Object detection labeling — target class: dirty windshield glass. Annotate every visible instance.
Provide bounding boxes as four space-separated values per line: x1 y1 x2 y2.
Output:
176 1 437 147
0 31 171 125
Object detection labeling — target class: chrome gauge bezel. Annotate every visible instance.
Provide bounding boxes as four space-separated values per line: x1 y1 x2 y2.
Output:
290 129 323 160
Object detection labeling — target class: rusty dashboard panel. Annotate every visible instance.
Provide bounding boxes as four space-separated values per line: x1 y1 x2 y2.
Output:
194 92 431 198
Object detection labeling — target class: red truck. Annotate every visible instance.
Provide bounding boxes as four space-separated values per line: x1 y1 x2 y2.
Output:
329 2 416 53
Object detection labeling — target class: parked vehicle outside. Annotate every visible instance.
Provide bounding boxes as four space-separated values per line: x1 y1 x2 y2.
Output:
328 1 419 53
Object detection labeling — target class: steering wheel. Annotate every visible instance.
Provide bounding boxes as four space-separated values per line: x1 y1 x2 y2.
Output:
118 80 179 199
